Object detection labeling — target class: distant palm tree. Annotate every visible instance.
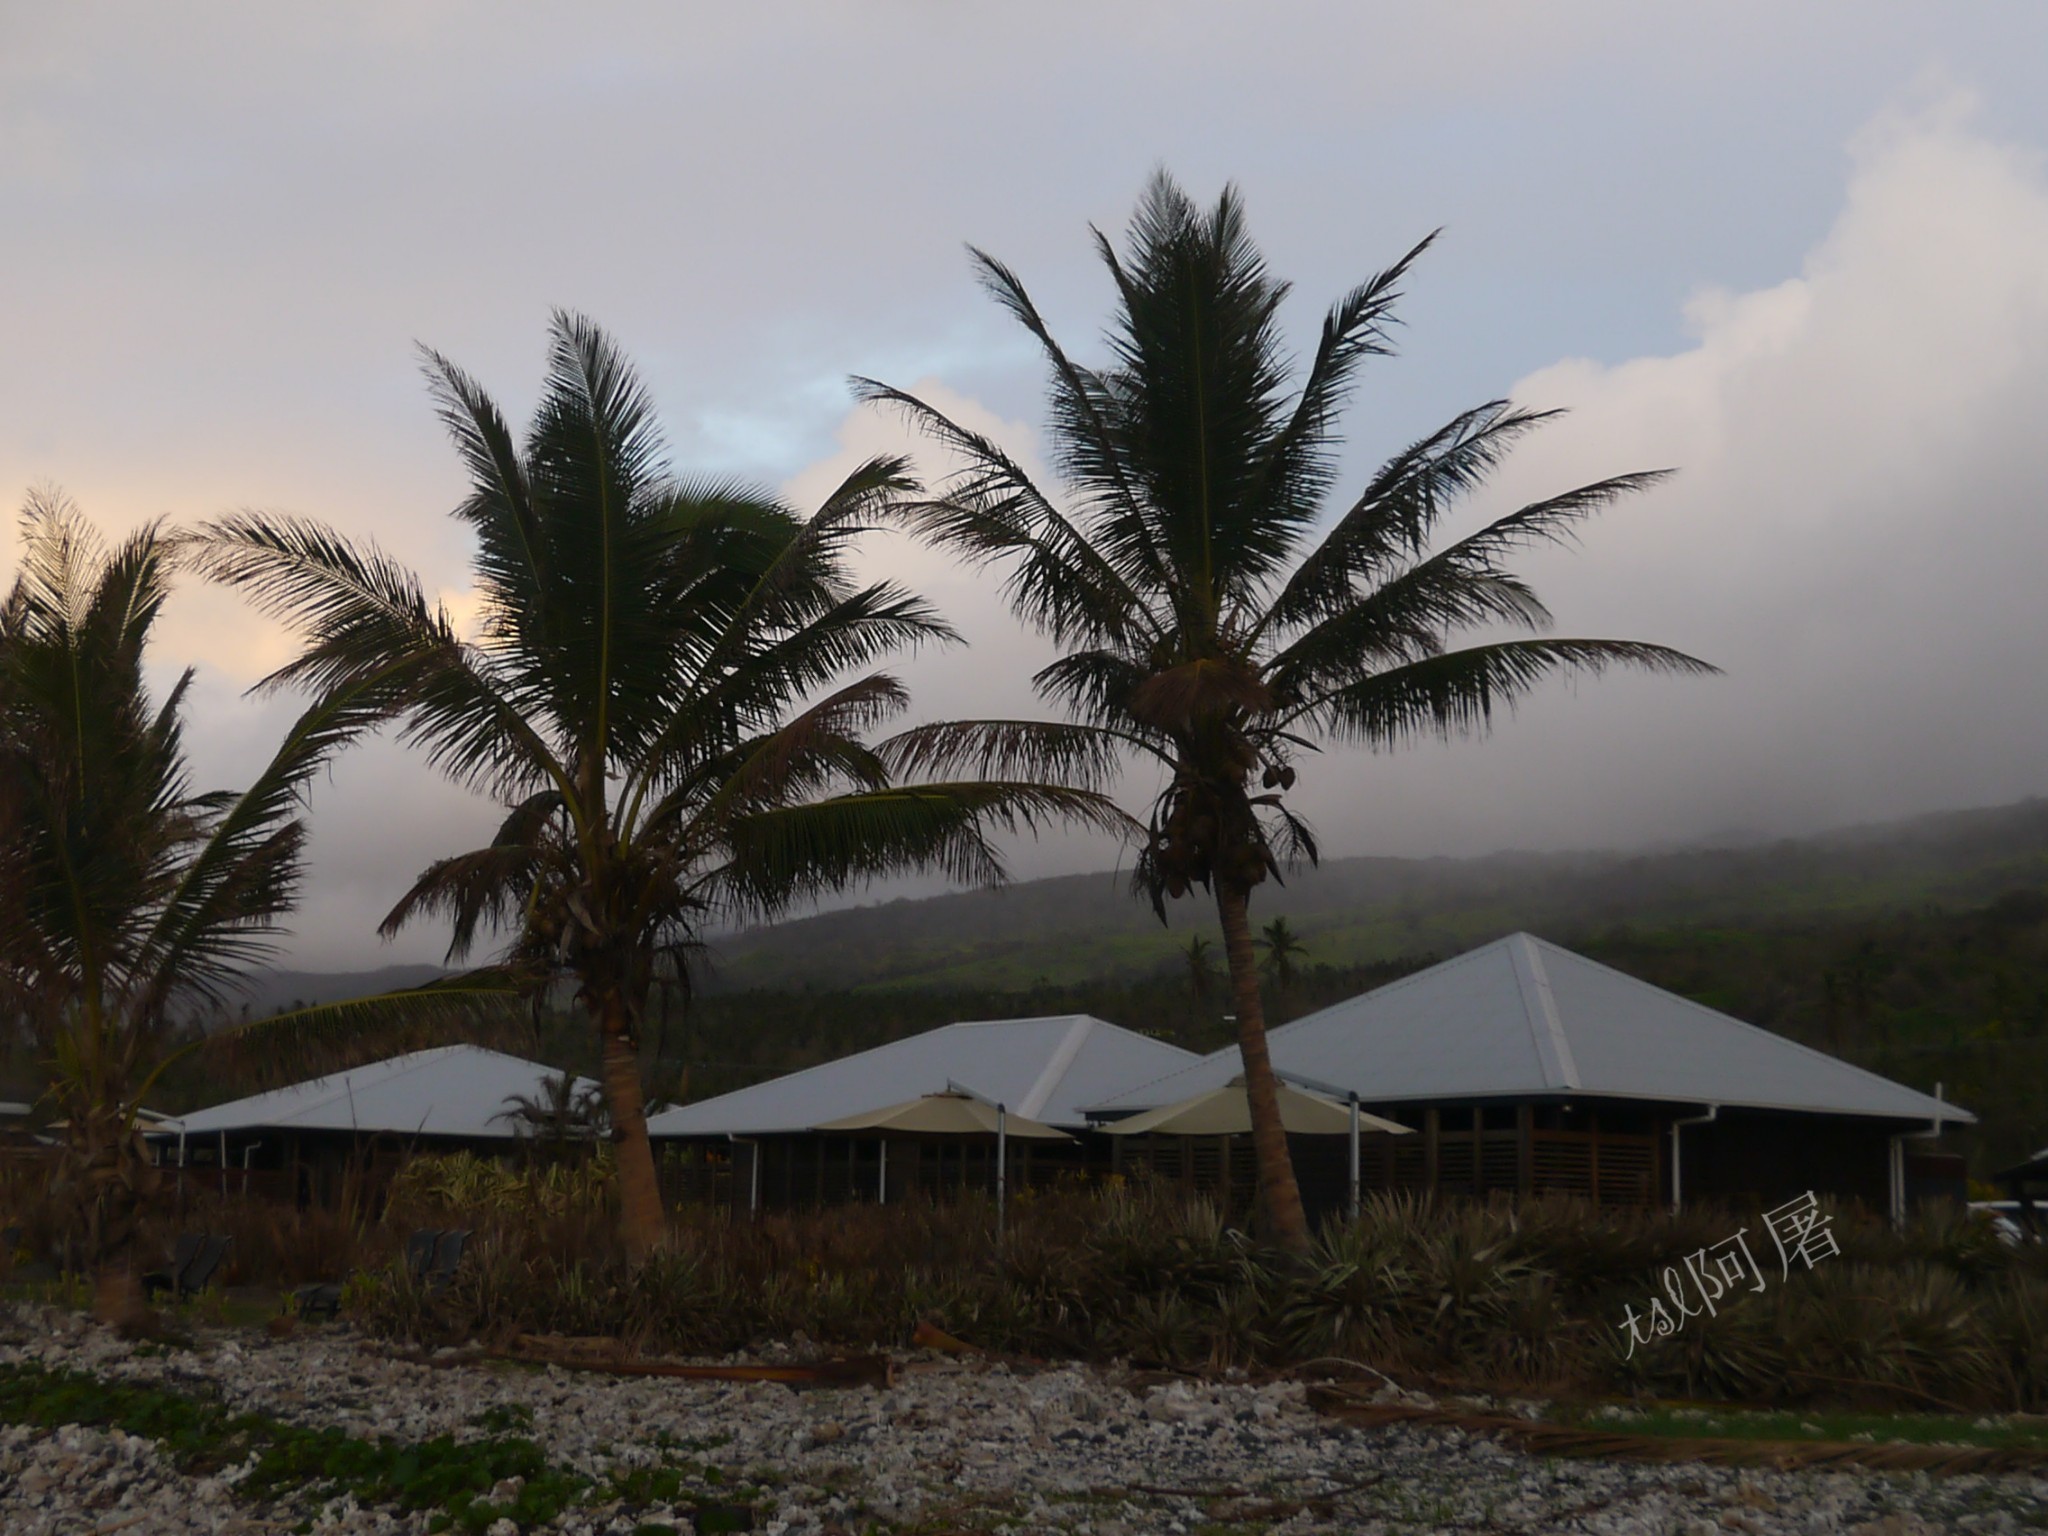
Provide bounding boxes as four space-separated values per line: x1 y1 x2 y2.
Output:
495 1069 607 1152
0 492 458 1326
1182 934 1216 1001
196 315 1121 1259
861 173 1714 1251
1259 917 1307 992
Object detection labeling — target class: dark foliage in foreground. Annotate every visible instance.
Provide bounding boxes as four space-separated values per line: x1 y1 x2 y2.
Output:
334 1182 2048 1414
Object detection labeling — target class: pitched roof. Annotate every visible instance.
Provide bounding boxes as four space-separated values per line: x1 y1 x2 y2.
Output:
645 1014 1199 1137
161 1046 599 1140
1092 933 1971 1124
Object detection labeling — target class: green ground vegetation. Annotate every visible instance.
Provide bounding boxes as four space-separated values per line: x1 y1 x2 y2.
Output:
0 1358 760 1534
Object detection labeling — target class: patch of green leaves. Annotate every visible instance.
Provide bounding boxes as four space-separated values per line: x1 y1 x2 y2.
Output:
0 1362 594 1531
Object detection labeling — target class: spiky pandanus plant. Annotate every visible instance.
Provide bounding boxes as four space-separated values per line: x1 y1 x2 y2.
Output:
196 314 1124 1260
860 173 1715 1252
0 492 479 1327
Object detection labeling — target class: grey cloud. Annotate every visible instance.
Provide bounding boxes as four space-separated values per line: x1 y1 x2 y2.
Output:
7 11 2048 964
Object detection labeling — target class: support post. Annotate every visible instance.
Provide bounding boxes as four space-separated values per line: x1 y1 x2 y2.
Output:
997 1104 1008 1237
1515 1104 1533 1197
1347 1094 1361 1222
1669 1105 1719 1212
878 1138 888 1205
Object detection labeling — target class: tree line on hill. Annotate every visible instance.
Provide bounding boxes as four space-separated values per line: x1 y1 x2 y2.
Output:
632 888 2048 1180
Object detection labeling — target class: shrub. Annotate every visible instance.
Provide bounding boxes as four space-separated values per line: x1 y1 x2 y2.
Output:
48 1153 2042 1413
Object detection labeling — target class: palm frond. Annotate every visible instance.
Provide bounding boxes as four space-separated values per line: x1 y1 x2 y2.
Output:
715 780 1136 919
206 969 530 1062
877 718 1132 791
1294 638 1718 746
850 378 1161 647
1264 401 1557 632
190 514 575 806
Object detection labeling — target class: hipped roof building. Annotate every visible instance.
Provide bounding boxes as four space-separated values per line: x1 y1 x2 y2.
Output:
162 1046 597 1143
646 1014 1199 1211
647 1014 1198 1138
154 1046 599 1206
1092 933 1970 1214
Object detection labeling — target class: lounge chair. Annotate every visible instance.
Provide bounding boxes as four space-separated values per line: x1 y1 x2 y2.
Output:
293 1227 446 1323
142 1234 203 1297
142 1234 229 1301
425 1228 469 1293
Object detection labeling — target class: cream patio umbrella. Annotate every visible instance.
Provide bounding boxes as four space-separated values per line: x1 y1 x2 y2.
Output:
1098 1077 1410 1219
815 1093 1070 1139
814 1092 1070 1227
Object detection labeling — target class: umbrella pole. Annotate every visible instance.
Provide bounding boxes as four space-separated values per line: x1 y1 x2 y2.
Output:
878 1138 887 1206
997 1104 1007 1238
1348 1094 1361 1223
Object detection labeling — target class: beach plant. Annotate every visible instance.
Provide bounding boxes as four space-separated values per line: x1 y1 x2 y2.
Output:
859 171 1714 1249
194 314 1122 1259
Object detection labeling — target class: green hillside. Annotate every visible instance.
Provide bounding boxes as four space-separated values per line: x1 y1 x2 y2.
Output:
704 798 2048 993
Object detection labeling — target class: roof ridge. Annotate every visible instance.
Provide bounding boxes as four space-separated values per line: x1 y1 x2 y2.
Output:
954 1013 1101 1029
1509 934 1580 1090
1018 1016 1094 1117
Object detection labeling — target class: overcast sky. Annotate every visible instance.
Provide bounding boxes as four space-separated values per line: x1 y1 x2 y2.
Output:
7 4 2048 968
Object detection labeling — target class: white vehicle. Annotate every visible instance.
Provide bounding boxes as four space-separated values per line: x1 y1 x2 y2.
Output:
1967 1201 2040 1244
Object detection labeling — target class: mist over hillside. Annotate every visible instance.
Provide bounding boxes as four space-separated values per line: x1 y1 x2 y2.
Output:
229 797 2048 1007
699 798 2048 993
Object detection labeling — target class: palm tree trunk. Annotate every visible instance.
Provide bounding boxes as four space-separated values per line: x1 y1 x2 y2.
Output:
596 992 665 1260
94 1261 146 1333
1215 881 1311 1254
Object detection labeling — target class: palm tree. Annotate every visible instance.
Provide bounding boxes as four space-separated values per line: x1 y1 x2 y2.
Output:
859 173 1714 1252
1259 917 1307 992
495 1068 607 1155
195 314 1121 1259
0 491 424 1326
1182 933 1216 1002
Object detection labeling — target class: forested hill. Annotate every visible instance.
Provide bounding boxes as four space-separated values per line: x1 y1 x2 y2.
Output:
187 796 2048 1172
700 798 2048 994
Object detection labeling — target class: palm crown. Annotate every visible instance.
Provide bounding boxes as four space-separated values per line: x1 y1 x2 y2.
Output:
0 492 389 1068
196 313 1121 1252
860 172 1714 1246
0 490 401 1320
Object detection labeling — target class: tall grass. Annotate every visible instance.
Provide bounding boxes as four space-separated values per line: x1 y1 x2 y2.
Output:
348 1167 2048 1412
12 1156 2046 1413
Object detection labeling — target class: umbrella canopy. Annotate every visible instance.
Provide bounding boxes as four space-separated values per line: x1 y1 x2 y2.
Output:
814 1092 1071 1139
1098 1078 1412 1138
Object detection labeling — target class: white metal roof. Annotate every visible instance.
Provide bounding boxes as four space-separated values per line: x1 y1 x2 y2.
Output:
645 1014 1199 1137
159 1046 600 1140
1092 933 1972 1125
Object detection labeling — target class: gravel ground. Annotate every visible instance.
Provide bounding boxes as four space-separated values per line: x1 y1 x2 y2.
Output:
2 1304 2046 1535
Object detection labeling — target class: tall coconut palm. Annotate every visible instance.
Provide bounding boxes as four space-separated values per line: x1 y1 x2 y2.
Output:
0 491 451 1326
195 314 1122 1258
859 173 1715 1252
